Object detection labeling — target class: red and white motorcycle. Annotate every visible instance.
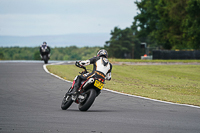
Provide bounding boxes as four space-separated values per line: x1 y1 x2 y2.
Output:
61 62 104 111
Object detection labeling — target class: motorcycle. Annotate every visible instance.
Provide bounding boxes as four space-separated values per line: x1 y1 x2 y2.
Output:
41 45 50 64
61 62 104 111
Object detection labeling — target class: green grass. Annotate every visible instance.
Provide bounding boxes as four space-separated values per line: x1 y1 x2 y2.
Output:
109 58 200 63
47 64 200 106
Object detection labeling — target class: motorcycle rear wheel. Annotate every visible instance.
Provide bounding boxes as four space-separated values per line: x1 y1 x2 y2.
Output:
78 89 97 111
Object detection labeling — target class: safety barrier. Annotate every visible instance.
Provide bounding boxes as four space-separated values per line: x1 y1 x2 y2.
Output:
153 50 200 59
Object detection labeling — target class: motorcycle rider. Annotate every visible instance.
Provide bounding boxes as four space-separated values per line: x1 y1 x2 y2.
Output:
40 41 51 59
69 49 112 95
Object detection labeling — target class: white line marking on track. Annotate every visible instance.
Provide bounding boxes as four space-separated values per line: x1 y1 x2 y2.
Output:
43 62 200 109
43 63 72 83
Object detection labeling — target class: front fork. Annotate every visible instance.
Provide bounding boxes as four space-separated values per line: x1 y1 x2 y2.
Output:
71 77 77 89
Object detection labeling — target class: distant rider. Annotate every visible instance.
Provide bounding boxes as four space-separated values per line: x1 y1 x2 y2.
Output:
40 42 51 59
70 49 112 95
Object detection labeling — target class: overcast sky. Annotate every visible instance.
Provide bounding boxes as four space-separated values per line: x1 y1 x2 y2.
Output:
0 0 138 36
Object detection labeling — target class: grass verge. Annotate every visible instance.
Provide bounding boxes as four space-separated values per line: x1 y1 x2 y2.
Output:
109 58 200 63
47 64 200 106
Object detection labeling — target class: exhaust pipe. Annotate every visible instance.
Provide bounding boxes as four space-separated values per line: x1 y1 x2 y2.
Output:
83 78 94 89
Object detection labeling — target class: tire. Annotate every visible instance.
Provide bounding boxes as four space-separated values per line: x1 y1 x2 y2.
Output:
43 55 48 64
44 60 48 64
61 87 74 110
78 89 97 111
61 95 73 110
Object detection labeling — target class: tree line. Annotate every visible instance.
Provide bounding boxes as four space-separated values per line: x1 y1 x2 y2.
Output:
0 46 101 60
105 0 200 58
1 0 200 60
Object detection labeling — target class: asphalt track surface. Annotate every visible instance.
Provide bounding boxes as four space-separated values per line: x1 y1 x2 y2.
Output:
0 61 200 133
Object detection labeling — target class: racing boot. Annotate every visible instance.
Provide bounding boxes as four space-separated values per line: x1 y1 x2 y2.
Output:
67 76 81 96
72 76 81 95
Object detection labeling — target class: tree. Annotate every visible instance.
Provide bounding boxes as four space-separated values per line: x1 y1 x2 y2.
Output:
132 0 200 50
183 0 200 49
0 46 101 60
0 52 4 60
132 0 159 47
105 27 138 58
155 0 188 49
34 51 41 60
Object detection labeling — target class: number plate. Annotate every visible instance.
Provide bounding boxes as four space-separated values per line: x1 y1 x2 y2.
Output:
94 80 104 90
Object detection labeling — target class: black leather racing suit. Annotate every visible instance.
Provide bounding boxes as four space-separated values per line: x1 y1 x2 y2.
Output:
40 45 51 59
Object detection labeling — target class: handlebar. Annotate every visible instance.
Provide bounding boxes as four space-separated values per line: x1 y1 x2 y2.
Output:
75 61 88 73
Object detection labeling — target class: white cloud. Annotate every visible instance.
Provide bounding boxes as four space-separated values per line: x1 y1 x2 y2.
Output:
0 0 138 36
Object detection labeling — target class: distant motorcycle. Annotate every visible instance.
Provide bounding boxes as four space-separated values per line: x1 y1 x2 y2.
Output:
61 61 104 111
40 45 50 64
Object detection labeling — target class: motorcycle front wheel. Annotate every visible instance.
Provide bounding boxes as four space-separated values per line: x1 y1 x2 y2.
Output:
78 89 97 111
61 95 73 110
43 55 48 64
61 87 73 110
